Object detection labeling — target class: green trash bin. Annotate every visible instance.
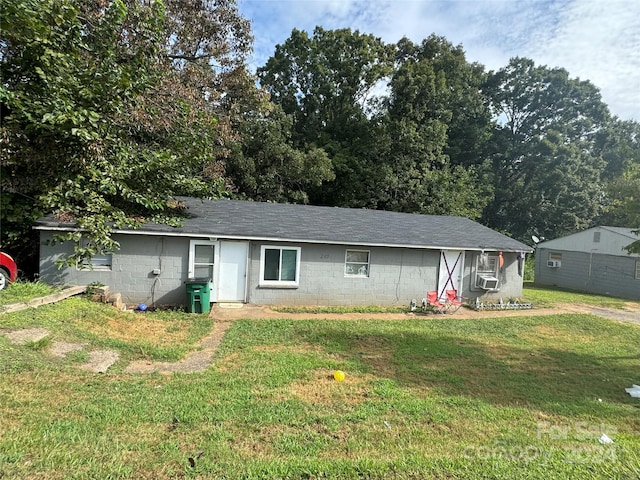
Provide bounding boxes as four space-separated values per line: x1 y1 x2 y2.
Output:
185 277 211 314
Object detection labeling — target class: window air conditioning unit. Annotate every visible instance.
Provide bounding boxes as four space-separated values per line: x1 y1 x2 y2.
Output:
478 275 499 290
547 260 561 268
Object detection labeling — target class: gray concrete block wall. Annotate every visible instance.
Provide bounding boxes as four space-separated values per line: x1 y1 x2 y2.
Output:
39 231 530 307
535 248 640 300
40 232 191 306
463 252 526 302
249 242 442 306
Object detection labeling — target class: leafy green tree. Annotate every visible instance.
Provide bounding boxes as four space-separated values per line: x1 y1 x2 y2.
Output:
596 120 640 181
259 31 491 216
606 164 640 224
597 118 640 234
258 27 394 207
595 118 640 255
226 103 334 203
258 27 393 145
1 0 253 267
627 237 640 255
394 36 491 170
515 132 604 236
373 36 490 218
483 57 610 241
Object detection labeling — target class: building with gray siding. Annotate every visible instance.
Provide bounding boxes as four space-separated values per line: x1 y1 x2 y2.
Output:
36 198 533 307
534 226 640 300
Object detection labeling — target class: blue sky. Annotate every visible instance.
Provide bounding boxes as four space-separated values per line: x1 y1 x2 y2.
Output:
238 0 640 121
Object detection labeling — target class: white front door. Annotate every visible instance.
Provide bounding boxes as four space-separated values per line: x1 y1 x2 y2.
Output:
437 250 464 300
217 241 249 302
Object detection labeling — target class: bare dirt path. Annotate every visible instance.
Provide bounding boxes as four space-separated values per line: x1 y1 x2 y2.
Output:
560 303 640 326
125 320 233 374
208 302 640 324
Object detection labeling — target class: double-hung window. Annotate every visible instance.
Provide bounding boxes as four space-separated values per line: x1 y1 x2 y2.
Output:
636 260 640 280
189 240 216 279
260 246 300 287
345 250 370 277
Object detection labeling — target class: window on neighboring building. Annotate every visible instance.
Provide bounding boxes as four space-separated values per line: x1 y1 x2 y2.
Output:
78 238 112 271
474 252 499 289
260 246 300 286
189 240 216 279
593 231 601 243
345 250 370 277
636 260 640 280
547 252 562 268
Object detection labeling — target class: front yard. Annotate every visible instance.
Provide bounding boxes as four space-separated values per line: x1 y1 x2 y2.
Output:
0 288 639 479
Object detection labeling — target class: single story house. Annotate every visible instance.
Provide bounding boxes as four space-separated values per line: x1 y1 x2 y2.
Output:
36 197 533 307
534 226 640 300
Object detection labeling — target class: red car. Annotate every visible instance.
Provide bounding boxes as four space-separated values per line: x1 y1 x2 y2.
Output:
0 252 18 290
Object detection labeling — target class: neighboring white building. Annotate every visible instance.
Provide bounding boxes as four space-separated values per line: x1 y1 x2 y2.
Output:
535 226 640 300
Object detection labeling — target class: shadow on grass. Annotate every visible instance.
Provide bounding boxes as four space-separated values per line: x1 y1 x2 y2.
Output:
289 319 640 419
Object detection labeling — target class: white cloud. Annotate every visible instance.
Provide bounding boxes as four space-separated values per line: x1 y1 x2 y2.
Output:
527 0 640 120
240 0 640 120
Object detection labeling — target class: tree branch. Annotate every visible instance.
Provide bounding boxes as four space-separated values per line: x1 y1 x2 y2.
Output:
167 53 212 61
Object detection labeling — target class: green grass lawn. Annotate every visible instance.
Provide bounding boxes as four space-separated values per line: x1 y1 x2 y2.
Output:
1 297 639 479
522 283 636 309
0 280 61 307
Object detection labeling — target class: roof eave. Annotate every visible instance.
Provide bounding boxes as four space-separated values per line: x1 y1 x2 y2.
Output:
34 225 532 252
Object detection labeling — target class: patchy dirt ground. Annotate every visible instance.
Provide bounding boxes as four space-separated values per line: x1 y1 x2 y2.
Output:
561 303 640 325
3 302 639 375
49 340 85 358
1 328 119 373
4 327 50 345
125 320 233 374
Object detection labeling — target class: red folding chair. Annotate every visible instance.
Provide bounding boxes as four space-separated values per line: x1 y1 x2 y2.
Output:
424 291 447 314
444 289 465 313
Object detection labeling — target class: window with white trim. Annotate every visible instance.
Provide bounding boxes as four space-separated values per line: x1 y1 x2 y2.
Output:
189 240 215 279
77 238 112 271
636 260 640 280
345 250 370 277
474 252 499 289
260 246 301 286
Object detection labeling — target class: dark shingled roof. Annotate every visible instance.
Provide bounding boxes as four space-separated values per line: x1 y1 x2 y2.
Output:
35 197 532 252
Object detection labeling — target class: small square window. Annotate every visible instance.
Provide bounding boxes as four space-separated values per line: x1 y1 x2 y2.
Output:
547 252 562 268
77 238 112 271
345 250 370 277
